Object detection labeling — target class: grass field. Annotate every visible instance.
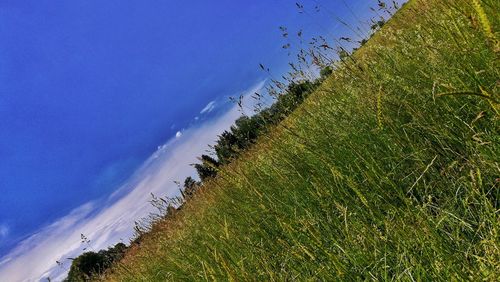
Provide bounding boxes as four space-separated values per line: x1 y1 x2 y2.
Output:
104 0 499 280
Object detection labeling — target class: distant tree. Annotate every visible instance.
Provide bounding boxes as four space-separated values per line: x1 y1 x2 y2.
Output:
213 115 267 164
371 19 385 31
214 130 239 164
183 176 199 198
194 155 220 181
338 49 350 61
65 243 127 281
104 242 126 262
66 252 107 281
320 66 333 80
266 80 315 121
287 81 314 102
232 116 261 149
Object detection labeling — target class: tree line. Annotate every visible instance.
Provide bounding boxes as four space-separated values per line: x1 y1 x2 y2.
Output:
183 70 331 198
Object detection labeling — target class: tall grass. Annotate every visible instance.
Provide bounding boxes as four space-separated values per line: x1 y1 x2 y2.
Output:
104 0 499 280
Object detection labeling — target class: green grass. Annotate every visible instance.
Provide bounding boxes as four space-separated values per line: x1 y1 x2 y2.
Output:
105 0 499 280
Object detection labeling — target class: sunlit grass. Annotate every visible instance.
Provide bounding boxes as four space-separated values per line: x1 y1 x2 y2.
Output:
104 0 499 280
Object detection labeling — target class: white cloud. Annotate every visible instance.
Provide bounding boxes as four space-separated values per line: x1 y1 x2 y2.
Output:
175 131 182 138
200 100 216 114
0 80 267 282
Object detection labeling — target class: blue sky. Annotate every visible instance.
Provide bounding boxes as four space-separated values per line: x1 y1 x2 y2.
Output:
0 0 404 280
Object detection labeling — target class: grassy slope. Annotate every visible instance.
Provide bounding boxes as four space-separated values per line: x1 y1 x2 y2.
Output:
106 0 499 280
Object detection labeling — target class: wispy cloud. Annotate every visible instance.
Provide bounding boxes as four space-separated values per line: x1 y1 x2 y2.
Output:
0 80 266 282
0 225 9 239
200 100 216 114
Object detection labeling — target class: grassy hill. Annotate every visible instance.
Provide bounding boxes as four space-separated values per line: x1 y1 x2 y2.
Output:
103 0 499 280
